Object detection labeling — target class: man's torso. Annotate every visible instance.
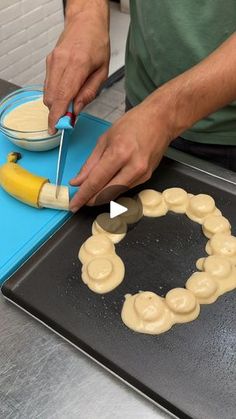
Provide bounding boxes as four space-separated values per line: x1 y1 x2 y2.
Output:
125 0 236 144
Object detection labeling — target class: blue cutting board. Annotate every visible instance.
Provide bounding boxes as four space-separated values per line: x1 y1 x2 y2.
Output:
0 113 111 284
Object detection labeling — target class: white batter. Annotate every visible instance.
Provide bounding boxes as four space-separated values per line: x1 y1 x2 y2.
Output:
121 292 173 334
206 233 236 264
200 255 236 295
138 189 168 217
79 234 115 264
163 187 189 213
121 288 200 334
165 288 200 323
186 194 221 224
202 214 231 238
187 253 236 303
82 254 125 293
186 272 219 304
4 98 50 139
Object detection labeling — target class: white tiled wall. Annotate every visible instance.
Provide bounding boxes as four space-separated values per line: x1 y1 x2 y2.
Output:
0 0 64 86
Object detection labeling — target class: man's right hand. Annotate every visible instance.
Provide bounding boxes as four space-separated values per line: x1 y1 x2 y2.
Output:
43 0 110 134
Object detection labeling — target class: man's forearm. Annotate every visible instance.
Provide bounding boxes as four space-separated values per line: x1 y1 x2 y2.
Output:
66 0 109 22
145 32 236 139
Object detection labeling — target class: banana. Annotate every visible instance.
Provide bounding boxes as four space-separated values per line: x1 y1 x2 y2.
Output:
0 152 69 210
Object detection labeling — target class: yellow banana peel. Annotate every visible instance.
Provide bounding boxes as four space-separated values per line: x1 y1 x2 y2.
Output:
0 152 69 210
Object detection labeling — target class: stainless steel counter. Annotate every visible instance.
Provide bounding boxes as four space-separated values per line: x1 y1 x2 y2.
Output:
0 79 169 419
0 296 171 419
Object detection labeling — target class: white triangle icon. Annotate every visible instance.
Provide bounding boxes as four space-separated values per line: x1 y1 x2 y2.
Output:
110 201 128 219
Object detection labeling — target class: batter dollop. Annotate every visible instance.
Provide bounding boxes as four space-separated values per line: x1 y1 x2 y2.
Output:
163 187 189 213
206 233 236 264
121 292 173 334
138 189 168 217
82 254 125 293
186 194 221 224
202 214 231 238
79 234 115 264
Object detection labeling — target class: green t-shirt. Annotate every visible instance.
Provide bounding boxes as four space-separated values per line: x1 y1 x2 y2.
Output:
125 0 236 145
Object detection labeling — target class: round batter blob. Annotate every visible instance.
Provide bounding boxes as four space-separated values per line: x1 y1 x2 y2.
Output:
196 257 205 271
4 98 50 139
92 213 127 243
186 272 218 304
165 288 200 322
138 189 168 217
194 254 236 295
134 291 165 321
186 194 217 224
121 291 173 334
206 233 236 263
202 215 231 239
82 254 125 293
203 255 236 294
116 196 143 224
163 187 189 213
203 255 232 279
78 234 115 264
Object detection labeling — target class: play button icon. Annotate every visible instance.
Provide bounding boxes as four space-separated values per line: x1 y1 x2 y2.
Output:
94 185 143 236
110 200 127 219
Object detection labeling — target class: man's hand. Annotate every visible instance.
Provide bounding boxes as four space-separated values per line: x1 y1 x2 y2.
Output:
44 0 110 134
69 100 173 212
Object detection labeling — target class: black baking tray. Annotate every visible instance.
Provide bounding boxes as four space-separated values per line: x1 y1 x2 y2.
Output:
2 149 236 419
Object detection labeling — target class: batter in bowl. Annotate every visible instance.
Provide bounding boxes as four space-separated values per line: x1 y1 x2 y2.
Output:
4 98 49 139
